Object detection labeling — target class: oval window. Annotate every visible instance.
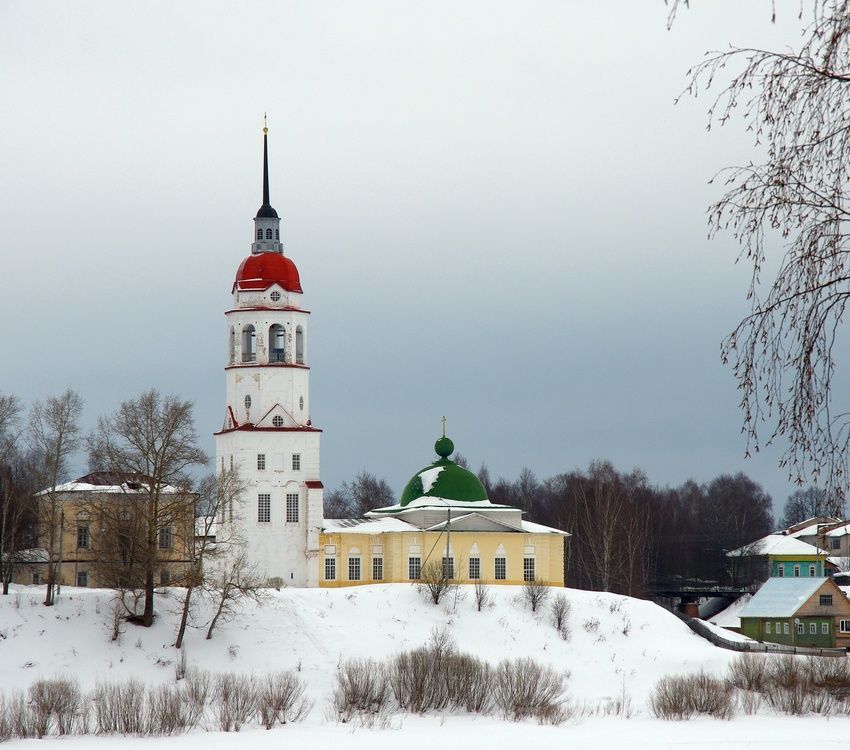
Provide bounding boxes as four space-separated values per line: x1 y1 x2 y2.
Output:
270 291 281 302
299 396 304 411
272 415 284 428
244 395 251 409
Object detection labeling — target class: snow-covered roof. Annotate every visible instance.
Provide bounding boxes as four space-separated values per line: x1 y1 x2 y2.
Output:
739 577 835 618
41 477 184 496
367 496 512 515
825 522 850 538
727 534 828 557
521 519 571 536
322 517 418 534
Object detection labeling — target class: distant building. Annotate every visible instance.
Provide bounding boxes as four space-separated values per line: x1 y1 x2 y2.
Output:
738 577 850 649
319 434 569 587
17 472 193 588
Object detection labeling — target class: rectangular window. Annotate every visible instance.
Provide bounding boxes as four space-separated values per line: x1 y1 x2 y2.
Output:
809 565 816 577
76 571 88 587
258 493 271 523
775 621 782 634
777 566 785 577
160 569 171 586
765 622 772 634
495 557 506 581
348 557 361 581
809 622 817 635
784 622 790 635
32 572 40 585
793 565 801 577
292 453 301 471
796 623 805 635
286 493 299 523
832 538 841 550
257 453 266 470
324 557 336 581
841 620 850 634
822 622 830 635
820 594 834 607
408 557 421 580
373 557 383 581
523 557 535 582
77 524 90 550
469 557 481 580
158 526 172 550
442 557 454 580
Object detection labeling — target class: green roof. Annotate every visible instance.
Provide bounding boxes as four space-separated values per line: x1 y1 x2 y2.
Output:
398 436 489 507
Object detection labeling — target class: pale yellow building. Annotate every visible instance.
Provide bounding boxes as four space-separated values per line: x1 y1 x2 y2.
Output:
319 435 569 587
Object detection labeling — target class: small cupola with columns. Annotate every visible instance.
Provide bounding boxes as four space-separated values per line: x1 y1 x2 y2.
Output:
252 116 283 255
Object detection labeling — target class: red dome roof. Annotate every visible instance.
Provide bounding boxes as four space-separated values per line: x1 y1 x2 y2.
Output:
233 252 302 294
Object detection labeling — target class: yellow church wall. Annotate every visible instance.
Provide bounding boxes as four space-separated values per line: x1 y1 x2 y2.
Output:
318 529 565 588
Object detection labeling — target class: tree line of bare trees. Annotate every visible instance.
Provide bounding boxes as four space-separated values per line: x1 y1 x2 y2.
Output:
0 388 264 646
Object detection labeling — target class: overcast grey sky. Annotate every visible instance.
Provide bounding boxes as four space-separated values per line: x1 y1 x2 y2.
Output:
0 1 815 514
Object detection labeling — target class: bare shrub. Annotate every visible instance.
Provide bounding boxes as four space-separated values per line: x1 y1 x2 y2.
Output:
728 654 768 692
806 655 850 698
551 594 571 640
649 673 733 720
493 657 565 722
29 678 81 736
767 655 803 690
522 579 550 613
147 684 193 735
257 671 310 728
267 576 284 591
444 653 493 713
473 579 491 612
93 679 148 735
182 668 211 725
389 647 447 713
735 688 762 715
764 684 807 715
583 617 599 633
416 560 458 605
212 673 257 732
108 599 124 643
7 691 37 738
332 658 389 721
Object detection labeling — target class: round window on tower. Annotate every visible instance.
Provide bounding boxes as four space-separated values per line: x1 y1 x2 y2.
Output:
270 291 281 302
299 396 304 411
272 415 284 428
244 395 251 410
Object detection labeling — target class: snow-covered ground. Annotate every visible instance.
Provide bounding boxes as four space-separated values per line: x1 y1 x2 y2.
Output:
1 583 848 748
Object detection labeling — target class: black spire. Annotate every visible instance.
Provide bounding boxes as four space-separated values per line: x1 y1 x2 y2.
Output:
256 123 279 219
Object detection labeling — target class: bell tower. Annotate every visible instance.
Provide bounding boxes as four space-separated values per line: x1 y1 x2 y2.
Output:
214 123 323 586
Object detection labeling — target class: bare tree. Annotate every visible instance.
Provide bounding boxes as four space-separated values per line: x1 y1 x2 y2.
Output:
575 461 623 593
780 486 839 529
473 579 491 612
174 467 246 649
682 1 850 496
28 390 83 606
416 560 458 605
88 390 207 626
205 550 266 640
521 578 550 613
323 472 395 517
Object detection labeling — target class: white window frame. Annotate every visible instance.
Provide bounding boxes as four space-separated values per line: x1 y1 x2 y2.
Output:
77 524 90 550
348 556 361 582
777 566 785 577
783 622 790 635
76 570 88 587
796 622 805 635
324 557 336 581
408 557 421 580
258 493 271 523
292 453 301 471
840 620 850 634
286 492 299 523
793 565 801 577
765 621 772 634
468 557 481 580
158 526 173 550
523 557 535 582
257 453 266 470
809 565 816 577
809 622 817 635
495 557 506 581
372 557 383 581
822 622 830 635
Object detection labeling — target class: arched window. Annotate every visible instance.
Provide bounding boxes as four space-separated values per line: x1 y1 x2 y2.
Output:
275 229 280 240
266 228 273 239
295 326 304 364
242 324 256 362
229 327 236 364
256 228 262 240
269 324 286 362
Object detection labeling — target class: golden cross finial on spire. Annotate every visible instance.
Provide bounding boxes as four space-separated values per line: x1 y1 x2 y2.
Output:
263 112 268 135
441 415 447 438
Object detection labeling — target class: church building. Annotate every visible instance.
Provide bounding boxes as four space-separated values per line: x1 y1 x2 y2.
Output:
217 128 568 589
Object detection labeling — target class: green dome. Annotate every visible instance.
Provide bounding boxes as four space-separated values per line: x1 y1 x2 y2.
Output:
399 435 488 507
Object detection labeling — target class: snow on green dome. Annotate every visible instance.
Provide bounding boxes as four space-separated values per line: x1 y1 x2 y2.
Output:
399 435 488 507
